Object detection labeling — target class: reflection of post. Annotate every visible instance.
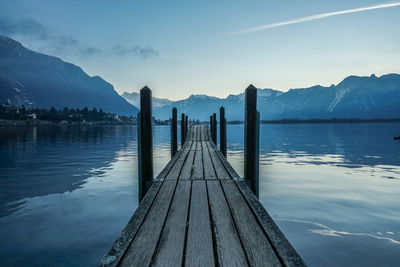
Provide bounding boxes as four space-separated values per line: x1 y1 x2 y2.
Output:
138 86 153 202
32 126 37 145
171 107 177 158
212 113 217 145
244 85 260 198
220 106 227 157
181 113 185 146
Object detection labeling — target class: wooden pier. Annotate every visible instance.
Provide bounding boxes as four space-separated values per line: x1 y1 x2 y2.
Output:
100 86 305 267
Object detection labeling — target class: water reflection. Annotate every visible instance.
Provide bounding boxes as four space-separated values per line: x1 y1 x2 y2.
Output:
1 123 400 266
0 126 137 217
227 123 400 168
0 125 171 266
227 122 400 266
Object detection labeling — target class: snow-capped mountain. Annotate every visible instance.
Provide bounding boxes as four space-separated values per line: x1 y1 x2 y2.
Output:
0 35 138 115
121 91 172 108
149 74 400 121
3 36 398 120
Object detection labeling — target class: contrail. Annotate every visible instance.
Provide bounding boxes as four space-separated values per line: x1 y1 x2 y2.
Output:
231 2 400 35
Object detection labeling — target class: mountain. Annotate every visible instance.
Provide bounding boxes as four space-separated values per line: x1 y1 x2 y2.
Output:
121 91 172 108
0 35 138 116
149 74 400 121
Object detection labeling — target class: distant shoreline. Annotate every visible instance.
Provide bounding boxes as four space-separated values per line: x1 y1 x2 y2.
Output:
0 119 135 126
228 118 400 124
2 118 400 127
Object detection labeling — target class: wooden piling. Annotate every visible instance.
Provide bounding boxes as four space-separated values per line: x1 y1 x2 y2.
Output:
244 85 260 197
220 106 227 157
171 107 178 158
210 115 213 138
185 115 188 139
137 86 153 202
181 113 185 146
212 113 217 145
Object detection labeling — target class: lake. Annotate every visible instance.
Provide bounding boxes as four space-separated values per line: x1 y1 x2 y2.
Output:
1 123 400 266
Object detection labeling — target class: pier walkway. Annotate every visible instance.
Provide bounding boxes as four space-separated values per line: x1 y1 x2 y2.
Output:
101 125 305 267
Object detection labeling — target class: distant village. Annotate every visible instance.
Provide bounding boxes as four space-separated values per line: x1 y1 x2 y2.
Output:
0 104 187 126
0 104 136 125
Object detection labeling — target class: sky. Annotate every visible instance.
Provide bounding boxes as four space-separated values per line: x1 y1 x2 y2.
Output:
0 0 399 100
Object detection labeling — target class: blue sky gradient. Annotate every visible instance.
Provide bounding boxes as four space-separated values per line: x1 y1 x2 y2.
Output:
1 0 399 99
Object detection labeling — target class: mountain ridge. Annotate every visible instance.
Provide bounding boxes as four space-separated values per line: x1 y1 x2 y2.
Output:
121 91 173 108
0 35 138 116
122 73 400 121
2 36 398 120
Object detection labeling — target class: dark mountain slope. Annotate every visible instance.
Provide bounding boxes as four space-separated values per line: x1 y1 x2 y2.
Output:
0 35 138 115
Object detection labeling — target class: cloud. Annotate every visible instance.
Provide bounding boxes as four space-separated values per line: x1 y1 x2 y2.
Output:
231 2 400 35
112 44 159 58
0 17 47 38
81 46 104 56
0 15 104 57
0 15 158 59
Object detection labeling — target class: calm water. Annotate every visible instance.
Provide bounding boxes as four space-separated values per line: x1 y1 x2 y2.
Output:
1 123 400 266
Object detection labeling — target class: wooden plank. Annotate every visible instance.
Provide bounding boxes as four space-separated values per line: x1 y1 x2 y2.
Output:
179 141 196 180
207 180 247 266
100 182 163 267
235 180 306 267
196 126 201 141
205 141 230 179
188 124 192 140
221 180 281 267
119 181 177 266
185 180 215 267
189 126 193 141
193 126 196 141
202 141 216 179
191 141 204 180
207 125 212 141
199 126 202 141
202 125 206 141
165 141 193 180
200 125 204 141
195 126 199 141
152 180 191 266
208 140 241 179
156 140 189 180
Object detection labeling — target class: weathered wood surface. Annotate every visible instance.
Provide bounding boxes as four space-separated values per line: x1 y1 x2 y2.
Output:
244 85 260 197
171 107 178 158
137 86 153 201
100 125 305 267
220 106 227 157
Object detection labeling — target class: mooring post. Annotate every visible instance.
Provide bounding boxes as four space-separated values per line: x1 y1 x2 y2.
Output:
210 115 213 139
181 113 185 146
138 86 153 202
171 107 177 158
212 113 217 145
244 84 260 197
220 106 227 157
185 115 188 139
